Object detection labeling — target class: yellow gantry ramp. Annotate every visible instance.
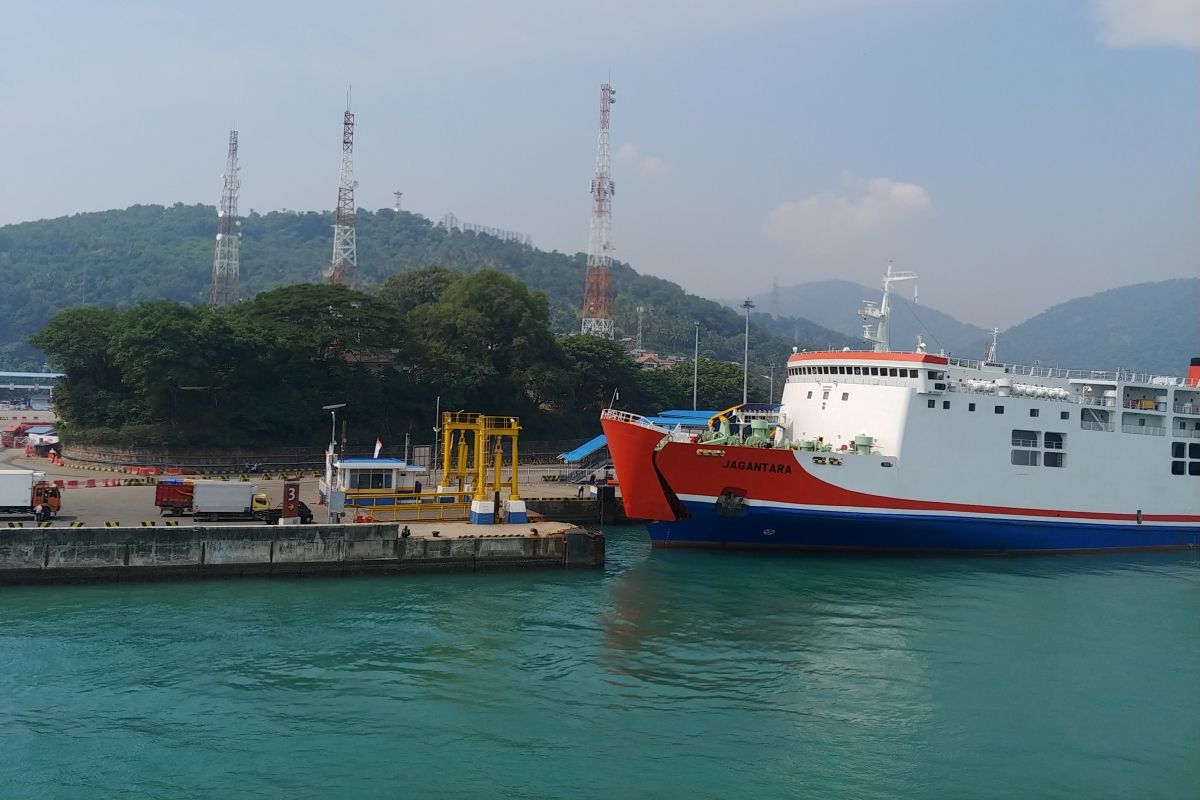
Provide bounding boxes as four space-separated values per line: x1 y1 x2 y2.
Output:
439 412 526 524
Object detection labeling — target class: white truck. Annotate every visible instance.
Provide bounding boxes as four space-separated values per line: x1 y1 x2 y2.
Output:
0 469 61 520
192 482 275 523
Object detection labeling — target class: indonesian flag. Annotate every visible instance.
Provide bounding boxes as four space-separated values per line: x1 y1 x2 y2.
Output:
373 437 383 458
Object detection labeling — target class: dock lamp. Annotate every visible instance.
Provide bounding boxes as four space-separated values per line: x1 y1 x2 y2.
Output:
322 403 347 455
741 299 755 405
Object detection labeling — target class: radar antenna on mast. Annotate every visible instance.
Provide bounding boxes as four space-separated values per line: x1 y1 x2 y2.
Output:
859 260 918 352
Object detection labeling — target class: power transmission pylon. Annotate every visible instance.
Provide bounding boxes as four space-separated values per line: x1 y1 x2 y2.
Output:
581 82 616 337
327 92 357 287
209 130 240 306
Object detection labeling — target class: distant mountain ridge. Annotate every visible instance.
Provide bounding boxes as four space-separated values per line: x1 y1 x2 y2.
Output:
734 277 1199 377
732 279 991 357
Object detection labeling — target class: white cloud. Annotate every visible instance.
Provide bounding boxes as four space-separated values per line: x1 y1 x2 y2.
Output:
615 143 668 177
1092 0 1200 50
765 178 931 242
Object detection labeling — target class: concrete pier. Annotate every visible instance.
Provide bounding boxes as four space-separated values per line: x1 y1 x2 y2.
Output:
0 521 604 586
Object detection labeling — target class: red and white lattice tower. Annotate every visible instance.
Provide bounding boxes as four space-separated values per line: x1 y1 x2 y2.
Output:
209 130 241 306
581 83 616 337
327 93 357 287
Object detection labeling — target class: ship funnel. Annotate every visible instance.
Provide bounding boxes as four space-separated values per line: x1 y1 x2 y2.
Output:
1188 357 1200 387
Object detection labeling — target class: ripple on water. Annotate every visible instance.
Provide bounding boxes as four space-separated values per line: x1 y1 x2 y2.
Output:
0 535 1197 799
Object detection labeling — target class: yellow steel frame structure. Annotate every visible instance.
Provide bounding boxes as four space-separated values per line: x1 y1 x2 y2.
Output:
438 412 522 503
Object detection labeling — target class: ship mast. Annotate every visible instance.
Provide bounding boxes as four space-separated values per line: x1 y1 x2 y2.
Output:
984 328 1000 364
860 261 918 352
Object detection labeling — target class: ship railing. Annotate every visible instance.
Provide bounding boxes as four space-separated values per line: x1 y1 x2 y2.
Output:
1121 424 1165 436
1172 404 1199 415
600 408 668 431
1122 399 1167 411
1081 420 1114 432
946 357 1179 386
1011 438 1038 448
1173 428 1200 439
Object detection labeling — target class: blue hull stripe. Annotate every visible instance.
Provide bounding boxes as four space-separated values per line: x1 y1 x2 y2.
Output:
648 501 1200 553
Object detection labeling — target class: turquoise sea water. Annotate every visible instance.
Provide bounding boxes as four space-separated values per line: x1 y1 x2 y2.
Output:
1 527 1198 799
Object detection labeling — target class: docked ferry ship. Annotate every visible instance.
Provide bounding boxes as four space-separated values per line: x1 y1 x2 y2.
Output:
601 267 1200 553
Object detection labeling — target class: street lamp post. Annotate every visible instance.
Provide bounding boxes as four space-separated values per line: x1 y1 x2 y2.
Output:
741 299 755 404
692 321 700 410
322 402 347 454
762 364 775 404
321 402 347 524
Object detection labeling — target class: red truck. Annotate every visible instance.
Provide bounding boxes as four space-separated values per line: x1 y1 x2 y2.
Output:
155 479 195 516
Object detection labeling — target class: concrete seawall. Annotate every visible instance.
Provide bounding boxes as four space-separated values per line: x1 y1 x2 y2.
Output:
0 523 604 586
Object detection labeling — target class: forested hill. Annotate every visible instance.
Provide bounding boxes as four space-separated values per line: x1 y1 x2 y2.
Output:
996 279 1200 376
0 203 855 369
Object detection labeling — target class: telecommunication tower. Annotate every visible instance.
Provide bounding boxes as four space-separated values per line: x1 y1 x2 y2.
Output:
327 93 358 287
581 82 616 337
209 130 241 306
393 190 403 213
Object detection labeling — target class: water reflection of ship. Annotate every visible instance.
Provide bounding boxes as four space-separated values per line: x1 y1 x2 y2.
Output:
598 550 1198 698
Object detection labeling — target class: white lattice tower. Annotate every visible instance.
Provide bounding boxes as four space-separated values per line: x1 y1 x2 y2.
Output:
581 82 616 337
209 130 241 306
327 94 357 287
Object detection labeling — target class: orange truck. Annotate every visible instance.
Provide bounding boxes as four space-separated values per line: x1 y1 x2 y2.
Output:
0 469 61 521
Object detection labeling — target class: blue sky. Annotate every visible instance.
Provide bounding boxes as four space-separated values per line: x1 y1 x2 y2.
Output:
1 0 1196 326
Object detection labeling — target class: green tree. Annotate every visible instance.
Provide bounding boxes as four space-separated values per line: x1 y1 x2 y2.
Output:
377 265 460 315
408 270 571 415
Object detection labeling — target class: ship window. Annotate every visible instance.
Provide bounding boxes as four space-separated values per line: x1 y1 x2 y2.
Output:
889 368 898 377
1030 409 1039 418
842 392 849 401
1171 461 1186 475
1044 452 1065 468
1060 411 1070 420
1012 429 1039 447
1191 443 1200 459
870 367 879 376
852 366 860 375
822 390 829 400
995 405 1005 414
1045 432 1065 450
880 461 894 467
1191 462 1200 476
1172 442 1185 458
1011 450 1040 466
969 403 976 412
927 399 936 409
806 391 813 399
943 400 951 410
